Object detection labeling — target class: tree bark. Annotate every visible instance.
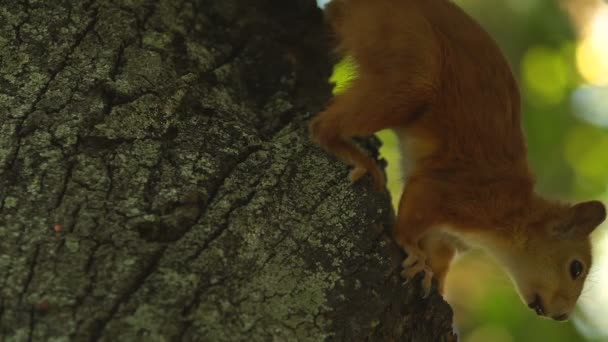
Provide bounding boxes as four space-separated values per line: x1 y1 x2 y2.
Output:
0 0 455 340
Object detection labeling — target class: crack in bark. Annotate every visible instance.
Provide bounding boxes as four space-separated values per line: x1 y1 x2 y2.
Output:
143 153 164 211
136 144 266 246
102 161 113 204
53 161 75 210
13 0 31 47
7 2 99 177
177 185 264 335
67 208 108 338
201 145 263 212
109 43 127 82
0 219 28 326
89 246 167 342
206 39 250 77
45 81 80 116
23 9 99 122
259 108 299 141
18 245 40 306
0 298 4 333
178 224 292 337
27 303 35 342
99 84 162 119
254 228 292 273
109 0 157 51
187 186 258 264
71 241 101 336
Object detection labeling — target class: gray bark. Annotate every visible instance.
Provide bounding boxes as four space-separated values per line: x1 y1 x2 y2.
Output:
0 0 455 340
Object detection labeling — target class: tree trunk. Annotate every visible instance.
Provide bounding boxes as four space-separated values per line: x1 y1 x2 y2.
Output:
0 0 455 340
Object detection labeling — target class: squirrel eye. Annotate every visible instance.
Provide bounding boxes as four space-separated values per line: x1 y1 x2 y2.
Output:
570 260 584 280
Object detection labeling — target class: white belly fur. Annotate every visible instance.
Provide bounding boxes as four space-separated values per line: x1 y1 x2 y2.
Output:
394 128 416 182
424 225 474 254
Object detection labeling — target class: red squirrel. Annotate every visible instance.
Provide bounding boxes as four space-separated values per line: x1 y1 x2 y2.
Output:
310 0 606 321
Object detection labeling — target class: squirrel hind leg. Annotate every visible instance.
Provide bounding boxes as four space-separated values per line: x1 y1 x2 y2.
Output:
400 242 434 298
420 233 456 294
393 181 445 296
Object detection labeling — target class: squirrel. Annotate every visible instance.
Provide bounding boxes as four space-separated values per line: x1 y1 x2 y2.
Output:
309 0 606 321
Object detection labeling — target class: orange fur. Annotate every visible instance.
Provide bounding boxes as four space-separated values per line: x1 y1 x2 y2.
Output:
310 0 606 319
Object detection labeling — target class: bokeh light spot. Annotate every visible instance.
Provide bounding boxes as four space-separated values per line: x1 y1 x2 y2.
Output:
576 6 608 85
522 46 570 105
564 124 608 194
571 85 608 127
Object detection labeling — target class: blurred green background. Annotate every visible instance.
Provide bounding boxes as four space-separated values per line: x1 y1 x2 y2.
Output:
318 0 608 340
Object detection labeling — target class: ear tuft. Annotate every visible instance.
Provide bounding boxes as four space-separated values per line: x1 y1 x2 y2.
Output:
571 200 606 236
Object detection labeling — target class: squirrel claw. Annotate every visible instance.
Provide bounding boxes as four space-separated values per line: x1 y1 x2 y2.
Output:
400 247 434 297
349 165 385 191
349 166 367 184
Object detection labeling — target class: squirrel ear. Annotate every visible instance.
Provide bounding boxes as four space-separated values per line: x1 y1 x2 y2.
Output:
567 201 606 236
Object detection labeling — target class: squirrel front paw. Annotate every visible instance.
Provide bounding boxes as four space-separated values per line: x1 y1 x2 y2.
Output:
349 164 385 191
401 246 434 298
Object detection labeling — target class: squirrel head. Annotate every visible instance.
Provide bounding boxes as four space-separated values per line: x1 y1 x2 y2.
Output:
495 199 606 321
